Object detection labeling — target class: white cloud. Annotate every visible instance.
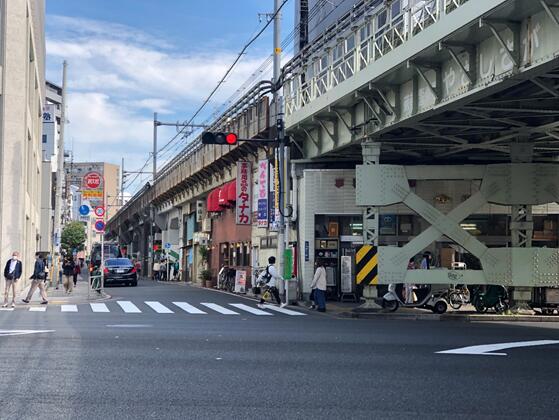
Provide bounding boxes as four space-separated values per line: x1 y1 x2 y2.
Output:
46 15 271 192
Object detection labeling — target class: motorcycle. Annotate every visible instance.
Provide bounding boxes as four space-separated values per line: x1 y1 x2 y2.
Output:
382 283 450 314
471 285 509 314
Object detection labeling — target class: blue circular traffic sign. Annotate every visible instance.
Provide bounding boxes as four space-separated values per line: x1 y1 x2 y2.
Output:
94 220 105 231
79 205 90 216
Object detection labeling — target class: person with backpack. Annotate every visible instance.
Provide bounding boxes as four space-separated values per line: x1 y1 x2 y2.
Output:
257 256 286 309
22 254 48 304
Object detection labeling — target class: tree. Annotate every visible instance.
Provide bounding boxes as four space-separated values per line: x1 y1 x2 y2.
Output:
61 221 86 256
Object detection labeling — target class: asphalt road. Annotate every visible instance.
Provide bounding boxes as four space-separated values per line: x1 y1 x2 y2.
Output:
0 280 558 420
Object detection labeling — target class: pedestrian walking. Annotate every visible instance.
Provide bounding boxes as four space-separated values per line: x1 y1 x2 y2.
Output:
310 259 327 312
73 258 80 286
152 261 160 281
62 257 74 293
3 251 23 308
173 260 180 281
22 254 48 304
159 259 166 281
257 256 286 308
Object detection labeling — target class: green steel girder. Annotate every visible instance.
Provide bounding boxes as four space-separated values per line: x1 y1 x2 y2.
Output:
356 162 559 287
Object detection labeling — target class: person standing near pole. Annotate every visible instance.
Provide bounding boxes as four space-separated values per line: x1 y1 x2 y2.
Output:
3 251 23 308
22 254 48 305
310 259 327 312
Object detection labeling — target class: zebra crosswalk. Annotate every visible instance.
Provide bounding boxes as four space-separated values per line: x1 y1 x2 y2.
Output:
0 301 307 317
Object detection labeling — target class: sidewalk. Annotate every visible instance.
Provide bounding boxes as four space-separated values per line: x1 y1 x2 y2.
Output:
18 277 110 305
177 281 559 322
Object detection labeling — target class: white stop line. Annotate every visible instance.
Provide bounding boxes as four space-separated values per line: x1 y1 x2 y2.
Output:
437 340 559 356
0 330 55 337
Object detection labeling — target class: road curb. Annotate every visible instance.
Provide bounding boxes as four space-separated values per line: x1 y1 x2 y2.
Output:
342 311 559 322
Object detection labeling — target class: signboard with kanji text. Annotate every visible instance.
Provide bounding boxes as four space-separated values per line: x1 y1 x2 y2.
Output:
235 161 252 225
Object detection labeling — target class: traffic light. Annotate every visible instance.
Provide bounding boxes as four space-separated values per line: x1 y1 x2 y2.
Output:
201 132 238 145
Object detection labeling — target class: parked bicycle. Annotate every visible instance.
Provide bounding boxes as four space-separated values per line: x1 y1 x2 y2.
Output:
217 266 236 292
447 286 471 310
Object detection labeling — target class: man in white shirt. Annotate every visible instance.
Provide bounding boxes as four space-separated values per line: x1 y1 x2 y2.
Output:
257 256 287 308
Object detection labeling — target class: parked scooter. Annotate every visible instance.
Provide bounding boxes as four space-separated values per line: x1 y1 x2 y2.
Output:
382 283 450 314
471 285 509 314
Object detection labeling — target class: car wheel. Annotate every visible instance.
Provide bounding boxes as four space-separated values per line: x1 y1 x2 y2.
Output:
433 300 448 314
132 281 138 287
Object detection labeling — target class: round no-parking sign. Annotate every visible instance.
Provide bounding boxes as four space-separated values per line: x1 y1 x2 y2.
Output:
94 220 105 232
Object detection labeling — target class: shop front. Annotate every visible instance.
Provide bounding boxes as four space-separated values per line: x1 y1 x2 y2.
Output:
207 176 253 289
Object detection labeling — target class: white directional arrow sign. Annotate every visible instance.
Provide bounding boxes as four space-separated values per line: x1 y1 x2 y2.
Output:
0 330 55 337
437 340 559 356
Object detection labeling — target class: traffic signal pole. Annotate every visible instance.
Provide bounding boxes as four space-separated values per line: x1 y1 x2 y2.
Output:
273 0 289 303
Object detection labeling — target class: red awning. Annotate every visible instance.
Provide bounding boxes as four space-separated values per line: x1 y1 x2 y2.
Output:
207 188 221 212
226 181 236 202
218 186 227 206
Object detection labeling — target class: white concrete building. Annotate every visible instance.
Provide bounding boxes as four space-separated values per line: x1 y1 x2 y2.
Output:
39 81 62 254
0 0 46 292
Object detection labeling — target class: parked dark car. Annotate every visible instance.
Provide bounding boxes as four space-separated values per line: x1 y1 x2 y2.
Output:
103 258 137 287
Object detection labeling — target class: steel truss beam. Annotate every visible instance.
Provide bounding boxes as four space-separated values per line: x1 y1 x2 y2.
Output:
479 18 521 68
540 0 559 27
407 60 441 102
438 42 475 85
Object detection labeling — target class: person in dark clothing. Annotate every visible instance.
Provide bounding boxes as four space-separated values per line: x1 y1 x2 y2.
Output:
62 257 75 294
3 251 23 308
72 259 80 286
22 254 48 304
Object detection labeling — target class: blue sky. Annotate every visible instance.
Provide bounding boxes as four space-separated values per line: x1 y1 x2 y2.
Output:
46 0 295 193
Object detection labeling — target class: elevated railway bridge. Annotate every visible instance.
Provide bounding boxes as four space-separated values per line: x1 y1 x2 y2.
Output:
108 0 559 307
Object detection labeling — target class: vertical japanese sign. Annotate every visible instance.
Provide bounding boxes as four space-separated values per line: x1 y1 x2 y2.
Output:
257 160 269 227
236 161 252 225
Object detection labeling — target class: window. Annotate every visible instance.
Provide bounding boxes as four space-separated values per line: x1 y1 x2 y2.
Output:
42 134 47 144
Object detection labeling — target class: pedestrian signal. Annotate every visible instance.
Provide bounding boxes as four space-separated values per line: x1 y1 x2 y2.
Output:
201 132 238 145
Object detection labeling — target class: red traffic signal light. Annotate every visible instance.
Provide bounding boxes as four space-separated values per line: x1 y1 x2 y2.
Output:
202 132 238 145
226 133 237 145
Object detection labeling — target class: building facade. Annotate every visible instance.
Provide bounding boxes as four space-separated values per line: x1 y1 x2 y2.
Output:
39 80 63 254
65 162 121 254
0 0 46 292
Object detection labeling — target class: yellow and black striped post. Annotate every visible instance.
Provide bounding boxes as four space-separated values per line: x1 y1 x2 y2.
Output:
356 245 378 285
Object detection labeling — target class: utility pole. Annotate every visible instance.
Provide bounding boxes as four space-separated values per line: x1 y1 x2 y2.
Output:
120 157 124 206
273 0 289 302
52 60 67 286
153 112 158 181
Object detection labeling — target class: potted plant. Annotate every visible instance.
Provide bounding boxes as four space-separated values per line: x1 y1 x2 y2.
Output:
200 269 213 288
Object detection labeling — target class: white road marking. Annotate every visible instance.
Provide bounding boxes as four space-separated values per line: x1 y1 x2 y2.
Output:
0 330 55 336
106 324 152 328
263 304 307 316
145 301 174 314
117 301 142 313
229 303 273 316
437 340 559 356
90 303 110 313
200 303 239 315
61 305 78 312
29 307 46 312
173 302 207 314
0 308 14 311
